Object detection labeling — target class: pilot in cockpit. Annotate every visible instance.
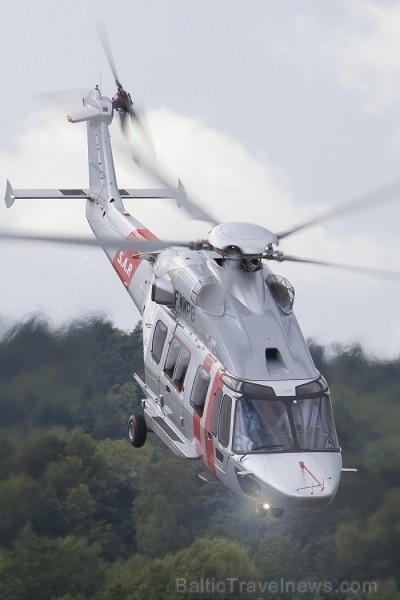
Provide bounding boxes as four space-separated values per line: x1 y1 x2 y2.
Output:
234 397 276 452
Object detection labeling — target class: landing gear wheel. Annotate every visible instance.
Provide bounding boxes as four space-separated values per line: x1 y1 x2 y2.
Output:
270 507 284 518
128 414 147 448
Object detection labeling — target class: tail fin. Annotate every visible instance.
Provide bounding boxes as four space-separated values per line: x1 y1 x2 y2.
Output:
4 180 15 208
68 88 121 207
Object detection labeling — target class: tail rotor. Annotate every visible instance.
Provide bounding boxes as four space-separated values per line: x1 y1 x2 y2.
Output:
96 21 152 142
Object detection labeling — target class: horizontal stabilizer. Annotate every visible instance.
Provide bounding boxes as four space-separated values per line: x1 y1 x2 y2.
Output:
11 189 89 199
4 180 185 208
119 188 180 199
4 181 89 207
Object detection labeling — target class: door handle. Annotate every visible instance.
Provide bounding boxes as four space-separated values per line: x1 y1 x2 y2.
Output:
207 431 213 440
165 385 171 392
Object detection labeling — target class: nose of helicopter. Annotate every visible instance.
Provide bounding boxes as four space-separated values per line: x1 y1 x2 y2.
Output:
240 452 342 509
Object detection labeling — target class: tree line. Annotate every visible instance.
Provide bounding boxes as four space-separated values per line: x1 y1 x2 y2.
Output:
0 316 400 599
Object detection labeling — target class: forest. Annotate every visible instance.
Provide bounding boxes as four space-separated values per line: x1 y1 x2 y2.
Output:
0 315 400 600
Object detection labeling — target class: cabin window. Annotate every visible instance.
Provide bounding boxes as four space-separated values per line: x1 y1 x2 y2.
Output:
190 367 211 416
151 320 168 364
218 394 232 447
174 346 190 391
164 337 191 392
211 389 223 436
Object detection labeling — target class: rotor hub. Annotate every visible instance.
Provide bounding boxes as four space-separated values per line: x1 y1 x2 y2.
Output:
208 222 278 255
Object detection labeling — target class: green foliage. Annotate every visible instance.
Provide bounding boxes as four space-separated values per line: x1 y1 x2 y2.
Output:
0 435 16 480
0 474 39 546
101 537 258 600
0 316 143 437
0 527 104 600
0 320 400 597
16 430 66 477
335 488 400 582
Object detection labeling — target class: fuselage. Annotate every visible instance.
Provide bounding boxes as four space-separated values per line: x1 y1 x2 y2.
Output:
140 250 342 510
74 87 342 511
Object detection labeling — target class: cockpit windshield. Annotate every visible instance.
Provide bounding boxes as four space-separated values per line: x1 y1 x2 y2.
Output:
233 385 339 453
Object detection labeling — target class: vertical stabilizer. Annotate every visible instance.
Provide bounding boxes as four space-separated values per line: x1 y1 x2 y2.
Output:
67 86 157 311
68 88 124 210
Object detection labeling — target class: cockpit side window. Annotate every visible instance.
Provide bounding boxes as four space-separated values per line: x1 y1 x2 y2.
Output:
151 320 168 364
218 394 232 447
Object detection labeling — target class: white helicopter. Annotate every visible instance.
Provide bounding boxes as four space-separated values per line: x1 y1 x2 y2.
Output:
3 36 398 517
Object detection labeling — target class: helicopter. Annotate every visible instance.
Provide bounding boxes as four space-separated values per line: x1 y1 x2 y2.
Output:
3 36 399 518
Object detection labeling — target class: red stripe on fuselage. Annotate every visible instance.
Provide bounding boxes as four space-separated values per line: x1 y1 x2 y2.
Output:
112 228 157 287
192 412 202 456
203 354 216 373
202 367 223 474
192 355 218 456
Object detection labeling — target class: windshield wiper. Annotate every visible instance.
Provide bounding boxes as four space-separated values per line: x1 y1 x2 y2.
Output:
238 444 285 462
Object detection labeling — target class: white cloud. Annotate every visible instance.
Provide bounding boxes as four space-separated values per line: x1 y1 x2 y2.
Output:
0 99 399 357
279 0 400 112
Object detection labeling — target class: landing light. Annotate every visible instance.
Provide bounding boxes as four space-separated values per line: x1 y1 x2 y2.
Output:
263 503 270 511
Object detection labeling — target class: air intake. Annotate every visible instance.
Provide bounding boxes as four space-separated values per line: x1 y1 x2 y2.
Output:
265 347 288 378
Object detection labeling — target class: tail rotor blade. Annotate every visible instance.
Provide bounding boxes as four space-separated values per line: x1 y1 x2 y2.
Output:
118 110 127 133
96 21 120 86
96 22 156 154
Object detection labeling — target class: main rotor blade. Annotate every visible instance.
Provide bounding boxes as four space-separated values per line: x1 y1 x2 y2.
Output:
276 253 400 280
131 150 219 225
0 230 195 253
277 180 400 240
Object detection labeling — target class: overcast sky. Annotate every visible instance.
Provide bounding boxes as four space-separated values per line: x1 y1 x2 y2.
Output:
1 0 400 358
